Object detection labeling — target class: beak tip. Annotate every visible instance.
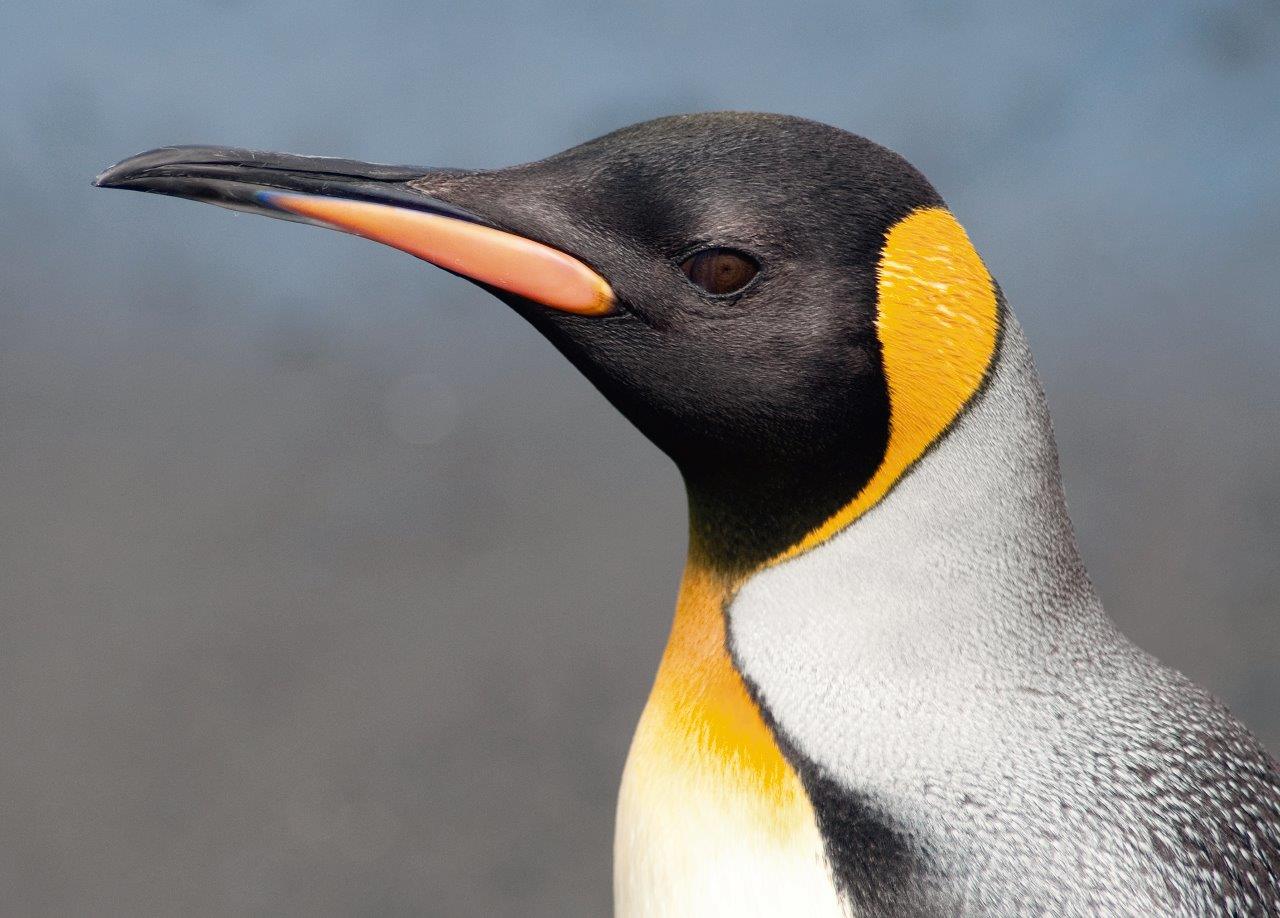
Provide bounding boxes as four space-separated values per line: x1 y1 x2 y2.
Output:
92 145 226 191
93 160 126 189
93 149 160 190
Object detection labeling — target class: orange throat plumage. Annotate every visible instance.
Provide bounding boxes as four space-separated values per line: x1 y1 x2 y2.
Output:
628 560 814 829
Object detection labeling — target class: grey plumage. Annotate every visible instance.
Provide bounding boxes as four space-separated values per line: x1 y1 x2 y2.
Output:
733 315 1280 916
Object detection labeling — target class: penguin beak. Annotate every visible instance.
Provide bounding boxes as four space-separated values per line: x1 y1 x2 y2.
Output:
94 146 615 317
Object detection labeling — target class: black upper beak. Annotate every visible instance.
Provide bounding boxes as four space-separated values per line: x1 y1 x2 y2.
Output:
93 145 484 226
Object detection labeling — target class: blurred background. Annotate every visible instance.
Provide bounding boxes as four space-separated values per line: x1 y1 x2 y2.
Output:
2 1 1278 914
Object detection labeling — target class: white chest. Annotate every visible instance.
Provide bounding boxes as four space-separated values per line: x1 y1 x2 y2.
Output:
612 705 849 918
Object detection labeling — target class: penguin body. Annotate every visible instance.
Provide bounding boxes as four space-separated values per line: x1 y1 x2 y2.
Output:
97 112 1280 916
733 316 1280 915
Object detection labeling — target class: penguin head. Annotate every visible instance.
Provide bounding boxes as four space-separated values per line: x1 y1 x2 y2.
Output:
96 112 998 573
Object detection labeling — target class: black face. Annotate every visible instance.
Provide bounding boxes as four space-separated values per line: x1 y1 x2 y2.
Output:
96 112 946 573
413 114 944 571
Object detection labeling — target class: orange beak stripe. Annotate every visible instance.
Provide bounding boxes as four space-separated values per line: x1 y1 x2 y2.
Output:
260 191 615 317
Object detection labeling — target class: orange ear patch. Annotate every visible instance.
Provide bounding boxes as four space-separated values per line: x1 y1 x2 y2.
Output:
776 207 1000 563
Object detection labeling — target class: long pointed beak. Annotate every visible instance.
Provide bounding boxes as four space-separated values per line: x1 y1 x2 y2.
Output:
94 146 615 317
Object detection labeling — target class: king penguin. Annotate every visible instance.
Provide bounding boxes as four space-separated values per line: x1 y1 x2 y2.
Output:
97 112 1280 916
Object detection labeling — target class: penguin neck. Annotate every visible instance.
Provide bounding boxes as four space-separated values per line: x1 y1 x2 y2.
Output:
804 314 1100 635
680 439 887 578
624 318 1104 841
730 317 1109 702
717 319 1117 813
677 319 1096 612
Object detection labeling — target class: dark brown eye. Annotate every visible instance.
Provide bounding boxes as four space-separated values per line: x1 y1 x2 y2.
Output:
679 248 759 296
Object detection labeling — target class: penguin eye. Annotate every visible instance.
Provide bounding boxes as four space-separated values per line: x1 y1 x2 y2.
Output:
679 248 759 296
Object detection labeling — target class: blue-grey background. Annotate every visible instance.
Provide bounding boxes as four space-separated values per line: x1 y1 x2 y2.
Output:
2 1 1278 914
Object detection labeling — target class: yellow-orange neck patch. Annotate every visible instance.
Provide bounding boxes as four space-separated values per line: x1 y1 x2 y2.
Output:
626 558 813 837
